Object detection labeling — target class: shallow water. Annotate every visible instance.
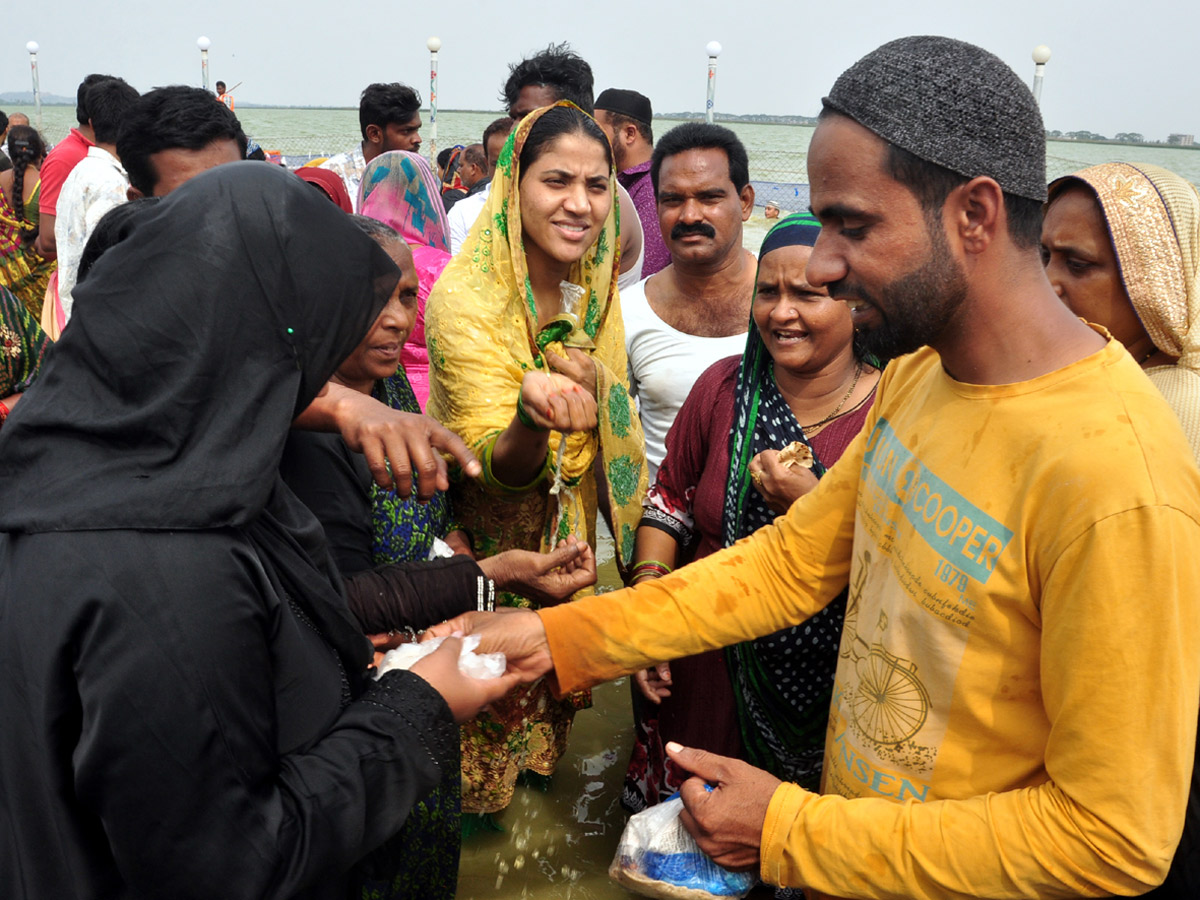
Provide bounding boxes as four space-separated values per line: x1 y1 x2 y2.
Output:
457 531 637 900
13 104 1200 187
456 678 634 899
12 103 1197 256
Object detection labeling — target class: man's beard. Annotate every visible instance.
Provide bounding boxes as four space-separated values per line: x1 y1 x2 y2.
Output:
612 141 627 174
833 218 968 361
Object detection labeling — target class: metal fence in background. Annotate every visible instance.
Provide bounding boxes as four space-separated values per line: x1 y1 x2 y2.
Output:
747 147 811 214
743 146 1119 217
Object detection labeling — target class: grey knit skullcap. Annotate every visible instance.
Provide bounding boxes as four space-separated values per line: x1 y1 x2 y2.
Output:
822 36 1047 202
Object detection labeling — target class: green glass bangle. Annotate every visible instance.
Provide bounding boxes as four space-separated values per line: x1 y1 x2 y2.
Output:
516 392 549 432
478 435 551 495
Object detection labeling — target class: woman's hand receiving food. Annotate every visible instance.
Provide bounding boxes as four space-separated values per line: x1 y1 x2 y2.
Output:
748 448 819 515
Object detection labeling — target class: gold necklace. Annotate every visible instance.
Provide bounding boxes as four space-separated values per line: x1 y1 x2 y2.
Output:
800 361 864 432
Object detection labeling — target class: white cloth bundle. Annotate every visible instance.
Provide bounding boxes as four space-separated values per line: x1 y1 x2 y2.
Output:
375 635 506 680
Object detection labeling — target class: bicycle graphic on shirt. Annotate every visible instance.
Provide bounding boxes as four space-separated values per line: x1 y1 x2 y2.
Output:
840 550 931 745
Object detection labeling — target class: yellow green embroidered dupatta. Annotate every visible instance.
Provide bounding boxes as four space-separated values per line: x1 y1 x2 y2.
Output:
425 101 647 571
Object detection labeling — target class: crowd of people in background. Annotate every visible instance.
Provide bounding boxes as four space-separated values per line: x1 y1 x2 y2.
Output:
1 34 1199 900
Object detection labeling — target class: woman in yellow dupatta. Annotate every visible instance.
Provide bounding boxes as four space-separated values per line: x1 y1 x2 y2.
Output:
1043 163 1200 462
425 102 647 816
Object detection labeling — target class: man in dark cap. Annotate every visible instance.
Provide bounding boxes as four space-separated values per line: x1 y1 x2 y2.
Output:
436 35 1200 898
596 88 667 276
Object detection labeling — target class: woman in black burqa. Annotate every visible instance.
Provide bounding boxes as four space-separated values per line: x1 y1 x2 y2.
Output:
0 162 519 899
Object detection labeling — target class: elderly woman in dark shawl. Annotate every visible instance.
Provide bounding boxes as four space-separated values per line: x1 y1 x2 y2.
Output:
0 163 519 900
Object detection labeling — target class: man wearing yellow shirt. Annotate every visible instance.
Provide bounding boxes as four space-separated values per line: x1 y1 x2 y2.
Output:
437 36 1200 899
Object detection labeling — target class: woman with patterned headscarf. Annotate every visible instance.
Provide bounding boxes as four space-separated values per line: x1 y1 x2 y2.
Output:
1043 163 1200 463
359 150 452 410
625 213 880 827
1043 163 1200 898
425 101 647 818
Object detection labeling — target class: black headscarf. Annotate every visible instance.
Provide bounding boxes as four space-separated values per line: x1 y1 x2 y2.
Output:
0 162 398 532
0 162 399 678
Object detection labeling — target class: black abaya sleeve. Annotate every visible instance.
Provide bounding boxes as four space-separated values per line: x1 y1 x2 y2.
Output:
344 555 484 633
281 432 485 633
1 529 455 900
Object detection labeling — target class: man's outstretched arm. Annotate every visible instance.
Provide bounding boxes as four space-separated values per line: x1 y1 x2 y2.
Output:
427 425 865 689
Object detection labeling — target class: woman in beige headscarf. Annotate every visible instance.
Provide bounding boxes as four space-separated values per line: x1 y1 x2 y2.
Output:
1042 162 1200 462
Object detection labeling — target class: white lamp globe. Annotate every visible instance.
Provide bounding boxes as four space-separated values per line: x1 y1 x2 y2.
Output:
26 41 39 54
1032 45 1051 65
706 41 723 58
426 36 442 53
197 36 211 51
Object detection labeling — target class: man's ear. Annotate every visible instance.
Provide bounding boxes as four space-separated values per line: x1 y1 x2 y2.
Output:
364 123 383 147
739 183 756 221
126 185 144 201
953 176 1004 256
622 123 639 147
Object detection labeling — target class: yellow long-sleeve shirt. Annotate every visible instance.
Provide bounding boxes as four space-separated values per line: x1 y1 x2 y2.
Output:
540 338 1200 899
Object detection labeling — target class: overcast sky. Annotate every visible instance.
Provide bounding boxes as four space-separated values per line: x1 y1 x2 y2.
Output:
3 0 1195 140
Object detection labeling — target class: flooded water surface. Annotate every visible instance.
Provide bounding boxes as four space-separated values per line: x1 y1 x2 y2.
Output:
457 677 634 900
14 105 1200 188
457 541 637 900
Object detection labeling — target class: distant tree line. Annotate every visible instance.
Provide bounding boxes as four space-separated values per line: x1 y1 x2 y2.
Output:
1045 129 1194 145
1047 129 1110 141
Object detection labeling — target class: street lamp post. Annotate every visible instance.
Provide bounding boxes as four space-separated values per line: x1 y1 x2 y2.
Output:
705 41 722 124
1031 45 1051 106
427 36 442 167
26 41 41 130
197 36 211 93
